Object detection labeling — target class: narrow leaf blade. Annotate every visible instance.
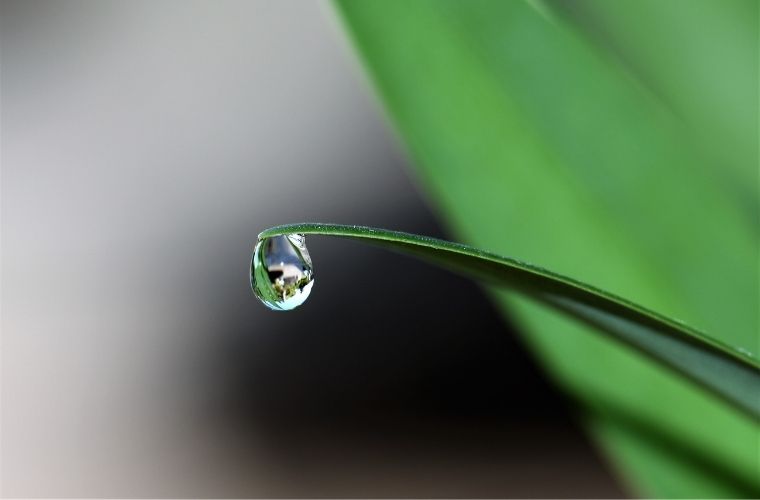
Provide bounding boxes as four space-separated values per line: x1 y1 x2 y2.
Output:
259 223 760 419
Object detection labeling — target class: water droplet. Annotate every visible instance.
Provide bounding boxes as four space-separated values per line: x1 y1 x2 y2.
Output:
251 234 314 311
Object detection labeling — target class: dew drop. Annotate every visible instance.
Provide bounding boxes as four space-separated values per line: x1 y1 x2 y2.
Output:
251 234 314 311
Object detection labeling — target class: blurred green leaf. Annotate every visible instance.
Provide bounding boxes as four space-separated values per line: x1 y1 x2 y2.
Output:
549 0 759 216
334 0 758 496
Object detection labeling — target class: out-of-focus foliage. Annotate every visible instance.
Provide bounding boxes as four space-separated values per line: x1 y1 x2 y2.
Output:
335 0 759 497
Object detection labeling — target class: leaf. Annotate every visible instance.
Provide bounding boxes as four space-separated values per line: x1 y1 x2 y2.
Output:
333 0 758 496
259 222 760 421
547 0 759 212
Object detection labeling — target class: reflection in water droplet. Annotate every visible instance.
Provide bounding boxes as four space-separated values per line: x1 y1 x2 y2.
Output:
251 234 314 311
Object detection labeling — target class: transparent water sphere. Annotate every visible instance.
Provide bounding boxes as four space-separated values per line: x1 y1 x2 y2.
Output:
251 234 314 311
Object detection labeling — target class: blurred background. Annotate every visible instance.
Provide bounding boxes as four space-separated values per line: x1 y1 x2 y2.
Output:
1 1 624 496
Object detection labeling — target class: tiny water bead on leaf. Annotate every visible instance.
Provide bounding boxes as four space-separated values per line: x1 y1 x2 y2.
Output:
251 234 314 311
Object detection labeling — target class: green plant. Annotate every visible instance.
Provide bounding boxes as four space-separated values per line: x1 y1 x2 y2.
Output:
257 223 759 423
324 0 758 497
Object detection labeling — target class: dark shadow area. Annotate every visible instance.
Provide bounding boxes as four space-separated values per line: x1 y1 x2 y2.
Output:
190 208 627 498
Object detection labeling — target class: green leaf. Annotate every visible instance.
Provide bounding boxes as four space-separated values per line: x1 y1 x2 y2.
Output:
259 222 760 421
333 0 758 496
547 0 759 213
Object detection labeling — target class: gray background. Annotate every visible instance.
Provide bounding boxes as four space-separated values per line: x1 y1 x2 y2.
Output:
1 1 623 496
